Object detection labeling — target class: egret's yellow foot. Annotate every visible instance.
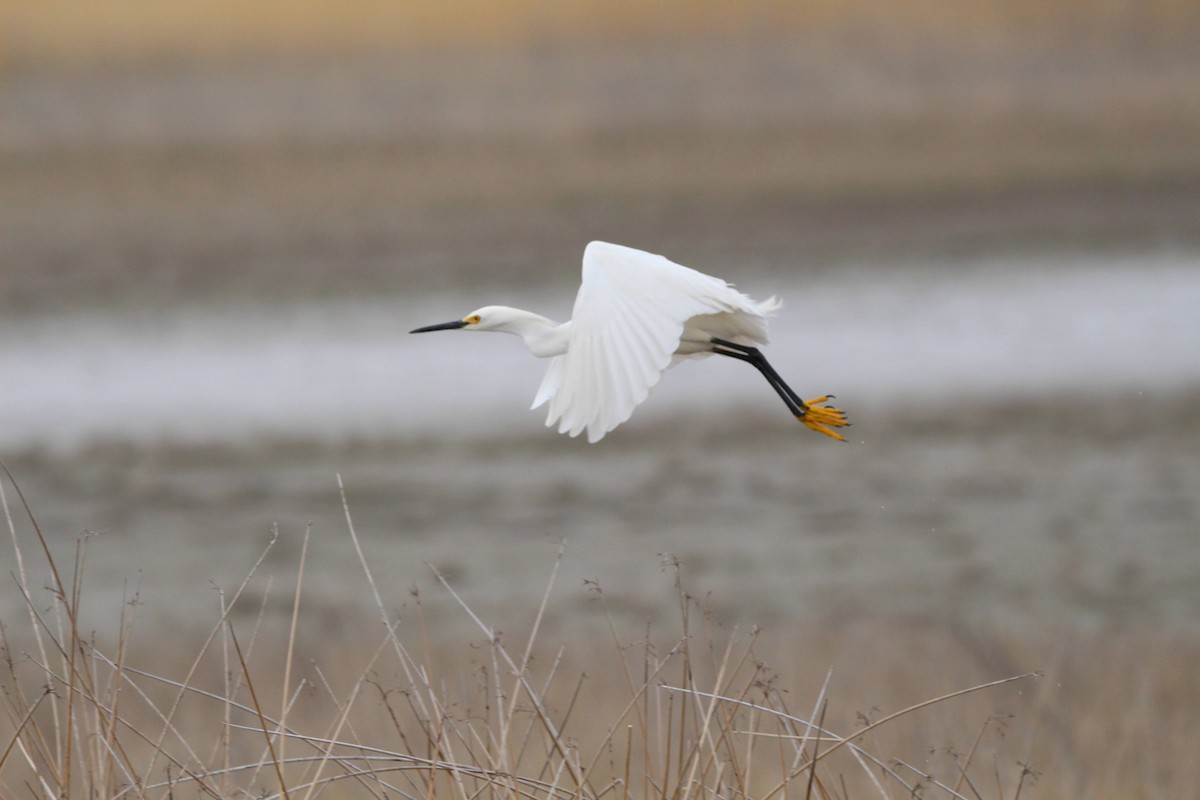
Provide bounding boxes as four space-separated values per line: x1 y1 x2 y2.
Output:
796 396 850 441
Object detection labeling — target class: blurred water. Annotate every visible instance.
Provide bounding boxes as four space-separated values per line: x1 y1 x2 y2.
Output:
3 249 1199 452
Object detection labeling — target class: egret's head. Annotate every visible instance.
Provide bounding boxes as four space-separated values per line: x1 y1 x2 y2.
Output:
409 306 512 334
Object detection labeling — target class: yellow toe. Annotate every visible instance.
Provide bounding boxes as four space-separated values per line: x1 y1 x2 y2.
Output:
797 396 850 442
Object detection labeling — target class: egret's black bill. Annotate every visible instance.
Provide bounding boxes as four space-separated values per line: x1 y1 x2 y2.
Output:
410 320 469 333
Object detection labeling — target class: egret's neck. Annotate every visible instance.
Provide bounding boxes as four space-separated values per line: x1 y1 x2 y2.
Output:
492 308 571 358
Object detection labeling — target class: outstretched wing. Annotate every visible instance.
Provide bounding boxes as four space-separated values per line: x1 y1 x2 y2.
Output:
532 241 759 443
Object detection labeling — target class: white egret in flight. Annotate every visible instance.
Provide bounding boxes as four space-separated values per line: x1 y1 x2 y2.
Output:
411 241 849 443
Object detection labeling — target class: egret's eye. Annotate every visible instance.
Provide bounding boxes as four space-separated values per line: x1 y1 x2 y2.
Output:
465 315 482 325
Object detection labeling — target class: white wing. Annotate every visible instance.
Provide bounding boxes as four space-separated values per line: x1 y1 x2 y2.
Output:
532 241 767 443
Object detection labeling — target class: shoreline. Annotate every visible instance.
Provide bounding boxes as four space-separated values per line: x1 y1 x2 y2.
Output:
5 390 1198 638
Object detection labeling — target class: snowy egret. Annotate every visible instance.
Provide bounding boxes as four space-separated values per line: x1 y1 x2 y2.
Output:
411 241 849 443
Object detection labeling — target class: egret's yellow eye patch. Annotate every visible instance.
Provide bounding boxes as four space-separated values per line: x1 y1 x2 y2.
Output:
464 315 482 325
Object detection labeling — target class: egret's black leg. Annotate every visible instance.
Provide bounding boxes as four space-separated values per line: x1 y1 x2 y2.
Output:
710 344 807 416
710 338 813 412
710 337 850 441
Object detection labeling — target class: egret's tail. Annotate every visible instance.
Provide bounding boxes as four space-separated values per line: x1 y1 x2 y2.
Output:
797 396 850 442
756 295 783 316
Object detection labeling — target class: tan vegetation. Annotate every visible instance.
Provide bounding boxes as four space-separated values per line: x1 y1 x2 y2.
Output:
4 0 1199 66
3 468 1199 799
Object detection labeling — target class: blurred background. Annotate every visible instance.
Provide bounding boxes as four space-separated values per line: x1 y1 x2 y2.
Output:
3 0 1200 650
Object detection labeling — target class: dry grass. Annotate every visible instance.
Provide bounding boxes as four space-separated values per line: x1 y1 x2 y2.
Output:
4 0 1199 66
2 464 1198 799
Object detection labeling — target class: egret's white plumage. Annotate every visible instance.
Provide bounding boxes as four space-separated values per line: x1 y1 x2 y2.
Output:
534 242 777 441
411 241 848 443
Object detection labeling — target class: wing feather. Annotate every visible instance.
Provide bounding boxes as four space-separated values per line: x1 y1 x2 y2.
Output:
539 241 761 442
606 297 655 412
